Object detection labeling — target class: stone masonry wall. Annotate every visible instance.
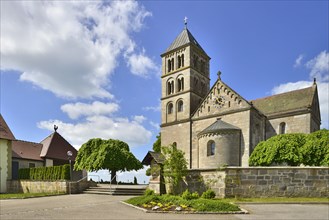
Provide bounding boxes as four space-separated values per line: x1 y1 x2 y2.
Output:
7 180 95 194
179 167 328 198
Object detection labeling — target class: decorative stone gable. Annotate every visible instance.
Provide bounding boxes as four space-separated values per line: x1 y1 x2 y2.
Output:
192 79 250 120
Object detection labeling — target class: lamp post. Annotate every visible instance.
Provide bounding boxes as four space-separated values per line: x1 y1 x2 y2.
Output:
67 151 73 194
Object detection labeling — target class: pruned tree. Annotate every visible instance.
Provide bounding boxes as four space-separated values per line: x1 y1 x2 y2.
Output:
74 138 143 184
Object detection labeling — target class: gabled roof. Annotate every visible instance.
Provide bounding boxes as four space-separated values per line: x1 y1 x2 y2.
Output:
251 84 316 117
162 28 207 55
198 119 240 137
12 140 43 161
142 151 165 165
0 114 15 140
40 131 77 161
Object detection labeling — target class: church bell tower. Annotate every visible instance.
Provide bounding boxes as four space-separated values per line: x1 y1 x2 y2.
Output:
160 20 210 167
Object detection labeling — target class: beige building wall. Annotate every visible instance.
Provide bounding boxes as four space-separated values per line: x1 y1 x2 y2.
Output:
0 139 12 193
191 110 251 168
12 158 44 169
161 122 191 166
266 113 314 139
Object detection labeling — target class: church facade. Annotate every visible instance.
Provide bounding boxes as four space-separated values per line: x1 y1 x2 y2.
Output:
160 27 321 168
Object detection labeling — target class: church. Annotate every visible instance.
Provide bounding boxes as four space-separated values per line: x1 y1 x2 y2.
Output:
160 25 321 168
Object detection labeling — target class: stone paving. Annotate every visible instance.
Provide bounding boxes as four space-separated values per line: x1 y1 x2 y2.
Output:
0 194 328 220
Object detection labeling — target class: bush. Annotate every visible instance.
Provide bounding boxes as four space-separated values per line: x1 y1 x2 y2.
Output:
181 189 199 200
18 164 70 180
144 189 155 196
201 189 216 199
249 129 329 166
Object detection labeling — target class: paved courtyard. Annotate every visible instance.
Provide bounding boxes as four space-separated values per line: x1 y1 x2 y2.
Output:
0 194 328 220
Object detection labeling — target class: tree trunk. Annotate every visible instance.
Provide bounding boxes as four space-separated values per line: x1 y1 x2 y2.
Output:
110 170 117 184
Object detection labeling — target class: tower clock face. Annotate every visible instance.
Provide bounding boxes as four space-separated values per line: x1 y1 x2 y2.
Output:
212 95 225 108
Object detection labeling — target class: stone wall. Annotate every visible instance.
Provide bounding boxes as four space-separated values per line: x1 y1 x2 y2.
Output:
7 180 95 194
158 167 329 198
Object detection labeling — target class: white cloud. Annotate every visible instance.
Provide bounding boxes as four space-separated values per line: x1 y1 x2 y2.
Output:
149 121 160 130
126 49 159 77
61 101 119 119
37 115 152 149
305 50 329 82
1 1 152 99
143 102 161 112
133 115 146 124
294 54 304 68
272 51 329 129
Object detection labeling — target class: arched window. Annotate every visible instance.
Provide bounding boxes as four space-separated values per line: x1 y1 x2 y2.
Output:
172 142 177 150
168 103 173 114
168 59 171 72
167 79 174 95
207 140 215 156
178 56 182 68
181 54 184 67
177 77 184 92
279 122 286 134
171 58 174 71
177 100 183 112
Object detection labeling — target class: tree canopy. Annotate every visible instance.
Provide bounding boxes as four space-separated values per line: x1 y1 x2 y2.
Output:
74 138 143 183
153 133 161 153
249 129 329 166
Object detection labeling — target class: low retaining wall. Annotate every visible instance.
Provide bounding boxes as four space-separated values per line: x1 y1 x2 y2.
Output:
156 167 329 198
7 180 96 194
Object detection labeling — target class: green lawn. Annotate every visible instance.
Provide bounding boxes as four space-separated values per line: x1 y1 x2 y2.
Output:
126 194 241 212
0 192 65 199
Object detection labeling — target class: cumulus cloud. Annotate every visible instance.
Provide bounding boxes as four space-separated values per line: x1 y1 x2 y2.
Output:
61 101 119 119
272 51 329 129
143 102 161 112
126 49 160 77
294 54 304 68
37 115 152 149
1 1 153 99
133 115 146 124
149 121 160 130
305 50 329 82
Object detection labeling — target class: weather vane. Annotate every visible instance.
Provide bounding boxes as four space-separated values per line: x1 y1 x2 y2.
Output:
184 16 188 28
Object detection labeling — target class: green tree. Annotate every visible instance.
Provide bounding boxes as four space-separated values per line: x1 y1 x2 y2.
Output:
162 144 188 194
74 138 143 184
301 129 329 166
249 133 306 166
153 133 161 152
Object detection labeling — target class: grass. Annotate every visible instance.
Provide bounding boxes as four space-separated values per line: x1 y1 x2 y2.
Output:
125 194 241 212
0 192 65 199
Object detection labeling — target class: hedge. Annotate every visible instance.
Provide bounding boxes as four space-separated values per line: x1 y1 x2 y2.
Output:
19 164 70 180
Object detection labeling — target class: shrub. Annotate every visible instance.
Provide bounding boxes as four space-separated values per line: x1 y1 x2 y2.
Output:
181 189 199 200
201 189 216 199
18 164 70 180
144 189 155 196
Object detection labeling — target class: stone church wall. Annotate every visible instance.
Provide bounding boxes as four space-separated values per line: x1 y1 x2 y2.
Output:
180 167 329 198
191 110 251 168
266 113 312 139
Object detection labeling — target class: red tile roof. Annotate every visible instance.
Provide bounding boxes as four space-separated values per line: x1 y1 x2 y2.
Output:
40 131 77 161
12 140 43 161
0 114 15 140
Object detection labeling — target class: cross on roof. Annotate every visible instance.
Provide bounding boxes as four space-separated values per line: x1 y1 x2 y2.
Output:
184 16 188 28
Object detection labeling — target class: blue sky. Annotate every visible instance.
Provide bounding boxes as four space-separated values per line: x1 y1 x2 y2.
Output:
1 1 328 183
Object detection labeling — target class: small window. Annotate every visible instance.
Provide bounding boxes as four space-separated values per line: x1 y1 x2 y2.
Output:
177 77 184 92
168 103 173 114
171 58 174 71
172 142 177 150
207 140 215 156
178 100 183 112
279 122 286 134
167 80 174 95
181 54 184 67
29 163 35 168
168 60 171 72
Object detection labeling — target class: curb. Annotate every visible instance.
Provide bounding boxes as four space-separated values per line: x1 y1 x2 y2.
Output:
120 201 249 214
